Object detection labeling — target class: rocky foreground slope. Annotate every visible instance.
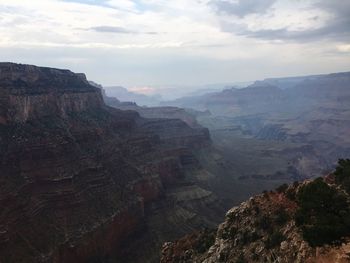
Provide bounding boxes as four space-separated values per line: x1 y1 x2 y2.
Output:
161 159 350 263
0 63 225 262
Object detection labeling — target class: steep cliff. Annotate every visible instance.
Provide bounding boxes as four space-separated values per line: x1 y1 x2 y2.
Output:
0 63 223 262
161 160 350 263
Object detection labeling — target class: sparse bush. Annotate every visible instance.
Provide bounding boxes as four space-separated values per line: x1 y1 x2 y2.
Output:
249 231 260 242
276 183 288 193
262 190 269 199
220 227 237 240
295 177 350 246
251 252 259 261
240 230 260 245
241 230 250 245
265 230 285 249
293 181 300 188
235 253 245 263
227 212 235 223
253 206 260 215
256 215 271 231
274 208 289 225
334 159 350 193
285 188 296 200
196 229 216 253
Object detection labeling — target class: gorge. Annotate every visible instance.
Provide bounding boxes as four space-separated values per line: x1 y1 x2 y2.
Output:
0 63 349 263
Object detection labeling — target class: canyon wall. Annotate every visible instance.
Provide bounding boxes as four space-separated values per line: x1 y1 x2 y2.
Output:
0 63 223 262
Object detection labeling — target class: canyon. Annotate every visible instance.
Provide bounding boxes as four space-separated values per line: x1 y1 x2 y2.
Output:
0 63 227 262
166 72 350 182
0 63 349 263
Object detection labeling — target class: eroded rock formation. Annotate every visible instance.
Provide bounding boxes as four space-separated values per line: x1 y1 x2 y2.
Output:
0 63 223 262
161 167 350 263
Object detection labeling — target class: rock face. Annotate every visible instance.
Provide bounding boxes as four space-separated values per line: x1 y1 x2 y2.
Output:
0 63 223 262
0 63 103 123
161 174 350 263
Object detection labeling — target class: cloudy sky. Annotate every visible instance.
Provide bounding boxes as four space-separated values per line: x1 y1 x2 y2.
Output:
0 0 349 92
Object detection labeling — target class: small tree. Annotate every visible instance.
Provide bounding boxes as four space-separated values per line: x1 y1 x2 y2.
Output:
295 177 350 246
334 159 350 193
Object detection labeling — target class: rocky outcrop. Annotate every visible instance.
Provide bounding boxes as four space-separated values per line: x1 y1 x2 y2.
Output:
0 63 103 123
161 170 350 263
0 63 223 262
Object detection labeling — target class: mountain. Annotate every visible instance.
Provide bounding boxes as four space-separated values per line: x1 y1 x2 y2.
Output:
166 72 350 116
103 86 161 106
161 159 350 263
99 86 286 206
90 81 206 128
0 63 227 262
165 72 350 181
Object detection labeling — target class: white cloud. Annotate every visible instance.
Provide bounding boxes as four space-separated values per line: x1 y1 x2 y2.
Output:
0 0 349 87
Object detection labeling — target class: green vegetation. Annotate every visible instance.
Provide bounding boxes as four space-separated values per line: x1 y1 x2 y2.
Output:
235 253 246 263
295 177 350 246
274 208 289 225
265 230 285 249
220 226 237 240
196 229 216 253
256 215 271 231
334 158 350 193
276 183 288 193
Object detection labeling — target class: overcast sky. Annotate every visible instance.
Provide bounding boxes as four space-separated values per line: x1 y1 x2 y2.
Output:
0 0 349 92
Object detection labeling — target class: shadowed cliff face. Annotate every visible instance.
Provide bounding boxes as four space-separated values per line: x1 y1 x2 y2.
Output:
0 63 222 263
0 63 103 123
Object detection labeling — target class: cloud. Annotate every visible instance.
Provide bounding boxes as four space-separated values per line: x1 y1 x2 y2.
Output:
233 22 350 42
60 0 136 11
88 26 134 33
87 26 159 35
218 0 350 43
60 0 108 6
210 0 276 17
0 0 349 87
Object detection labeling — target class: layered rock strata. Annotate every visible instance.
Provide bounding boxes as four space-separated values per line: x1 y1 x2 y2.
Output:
0 63 221 262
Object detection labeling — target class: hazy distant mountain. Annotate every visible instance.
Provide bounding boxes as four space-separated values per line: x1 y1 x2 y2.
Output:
104 86 161 106
145 82 253 101
167 71 350 180
166 72 350 114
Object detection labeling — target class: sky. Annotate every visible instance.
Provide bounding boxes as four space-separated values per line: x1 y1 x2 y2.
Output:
0 0 349 94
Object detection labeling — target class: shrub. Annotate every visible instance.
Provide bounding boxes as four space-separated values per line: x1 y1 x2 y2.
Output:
295 177 350 246
196 229 216 253
262 190 269 199
274 208 289 225
285 188 296 201
256 215 271 231
265 230 285 249
276 183 288 193
235 253 246 263
240 230 260 244
253 206 260 215
334 159 350 193
220 227 237 240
